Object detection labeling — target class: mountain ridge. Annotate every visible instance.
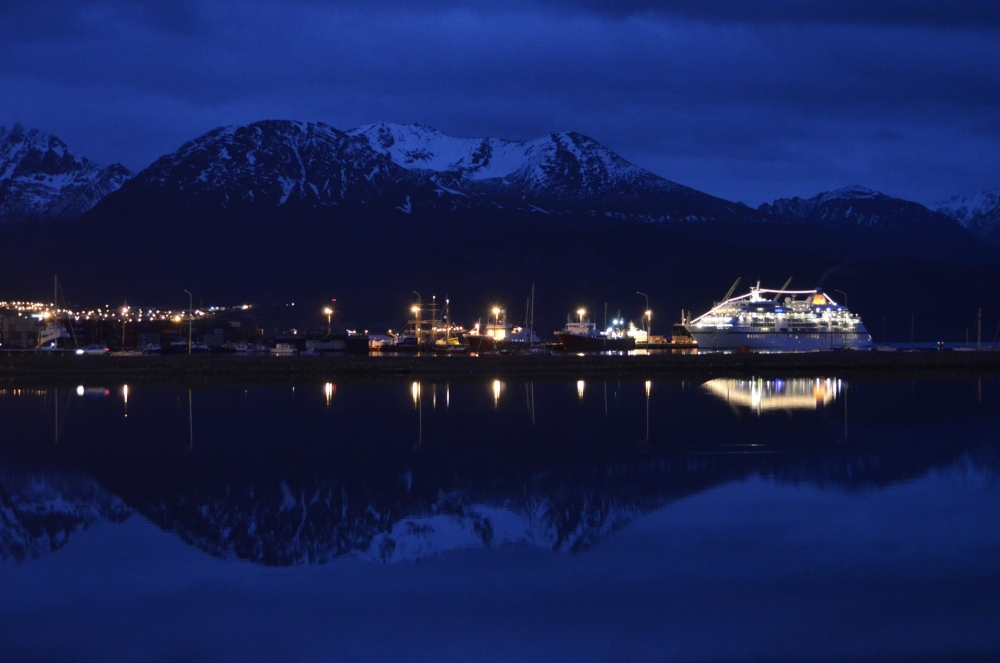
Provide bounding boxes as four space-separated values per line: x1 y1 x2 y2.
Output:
935 188 1000 245
0 123 132 222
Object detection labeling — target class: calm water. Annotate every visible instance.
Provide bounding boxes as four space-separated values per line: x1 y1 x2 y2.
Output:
1 377 998 662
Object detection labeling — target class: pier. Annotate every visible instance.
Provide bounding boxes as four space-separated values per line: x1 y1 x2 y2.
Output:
3 350 1000 385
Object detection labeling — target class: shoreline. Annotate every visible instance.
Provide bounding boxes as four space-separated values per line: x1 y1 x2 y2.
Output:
2 351 1000 386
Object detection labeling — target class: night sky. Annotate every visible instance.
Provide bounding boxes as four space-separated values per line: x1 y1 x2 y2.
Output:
2 0 999 206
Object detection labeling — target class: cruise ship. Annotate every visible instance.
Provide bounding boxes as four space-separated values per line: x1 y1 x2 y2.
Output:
685 284 873 351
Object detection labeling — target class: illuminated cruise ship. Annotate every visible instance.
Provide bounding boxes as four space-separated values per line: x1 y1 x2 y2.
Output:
685 284 873 351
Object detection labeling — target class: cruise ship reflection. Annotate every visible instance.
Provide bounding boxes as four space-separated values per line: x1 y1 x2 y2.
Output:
703 377 841 413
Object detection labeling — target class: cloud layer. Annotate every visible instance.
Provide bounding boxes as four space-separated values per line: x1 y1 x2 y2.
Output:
2 0 998 205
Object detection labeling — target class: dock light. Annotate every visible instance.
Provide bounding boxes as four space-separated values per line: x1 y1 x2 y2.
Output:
646 310 652 339
577 308 586 323
323 306 334 335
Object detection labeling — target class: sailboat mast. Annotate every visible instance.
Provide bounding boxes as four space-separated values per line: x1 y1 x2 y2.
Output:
530 284 535 347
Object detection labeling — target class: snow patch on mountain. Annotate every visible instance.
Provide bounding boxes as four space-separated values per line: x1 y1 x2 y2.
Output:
348 122 683 202
934 188 1000 238
0 123 132 222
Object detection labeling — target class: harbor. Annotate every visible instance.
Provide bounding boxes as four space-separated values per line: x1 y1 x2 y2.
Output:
3 347 1000 383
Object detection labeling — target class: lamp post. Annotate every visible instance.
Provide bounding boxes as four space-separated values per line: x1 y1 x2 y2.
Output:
323 307 333 335
120 305 129 351
834 289 847 308
412 290 422 344
183 289 192 354
637 291 649 333
577 308 586 324
491 306 501 325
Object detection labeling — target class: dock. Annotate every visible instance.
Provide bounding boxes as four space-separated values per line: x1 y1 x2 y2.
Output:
3 350 1000 385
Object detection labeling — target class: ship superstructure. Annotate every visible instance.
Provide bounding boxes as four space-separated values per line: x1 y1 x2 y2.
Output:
685 284 873 351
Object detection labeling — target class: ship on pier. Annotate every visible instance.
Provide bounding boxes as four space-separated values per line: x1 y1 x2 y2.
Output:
684 282 873 351
554 311 636 352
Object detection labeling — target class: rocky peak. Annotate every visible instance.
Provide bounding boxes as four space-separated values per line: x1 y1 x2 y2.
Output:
0 123 132 222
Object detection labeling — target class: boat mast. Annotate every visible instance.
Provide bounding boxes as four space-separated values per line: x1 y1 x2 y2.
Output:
530 283 535 348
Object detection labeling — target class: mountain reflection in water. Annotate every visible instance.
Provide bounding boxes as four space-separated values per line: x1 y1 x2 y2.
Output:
0 378 998 567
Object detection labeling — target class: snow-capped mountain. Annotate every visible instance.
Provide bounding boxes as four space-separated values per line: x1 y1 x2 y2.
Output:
131 120 439 212
0 464 129 563
934 188 1000 240
0 123 132 222
104 119 751 221
348 122 748 219
758 185 960 230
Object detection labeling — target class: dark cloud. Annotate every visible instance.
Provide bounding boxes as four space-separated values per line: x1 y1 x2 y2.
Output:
1 0 999 206
539 0 1000 28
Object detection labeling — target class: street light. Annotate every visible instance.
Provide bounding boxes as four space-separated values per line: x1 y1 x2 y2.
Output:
577 308 586 323
834 289 848 308
637 291 649 332
491 306 501 325
120 305 129 351
323 306 333 335
183 289 192 354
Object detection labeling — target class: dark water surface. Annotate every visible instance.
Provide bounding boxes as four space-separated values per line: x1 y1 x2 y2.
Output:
1 377 998 662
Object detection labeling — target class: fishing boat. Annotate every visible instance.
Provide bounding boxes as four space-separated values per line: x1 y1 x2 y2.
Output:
685 281 873 351
463 307 511 352
554 313 636 352
464 289 543 353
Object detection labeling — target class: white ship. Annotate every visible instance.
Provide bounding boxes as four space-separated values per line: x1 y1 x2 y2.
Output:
685 283 873 351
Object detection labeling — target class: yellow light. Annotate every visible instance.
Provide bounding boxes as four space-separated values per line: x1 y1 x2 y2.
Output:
492 379 502 406
491 307 501 316
645 310 652 317
411 306 420 314
323 307 333 315
577 380 585 399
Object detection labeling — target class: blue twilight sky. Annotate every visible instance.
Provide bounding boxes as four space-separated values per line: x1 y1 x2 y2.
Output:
2 0 999 206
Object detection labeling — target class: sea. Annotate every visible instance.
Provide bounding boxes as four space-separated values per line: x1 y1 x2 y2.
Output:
1 376 998 662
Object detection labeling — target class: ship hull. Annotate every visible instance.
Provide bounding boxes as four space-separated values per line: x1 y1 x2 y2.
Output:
463 334 495 352
555 333 636 352
687 329 873 351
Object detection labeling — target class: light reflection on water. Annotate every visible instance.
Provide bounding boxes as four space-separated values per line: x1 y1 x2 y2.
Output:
0 377 998 661
703 376 842 413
